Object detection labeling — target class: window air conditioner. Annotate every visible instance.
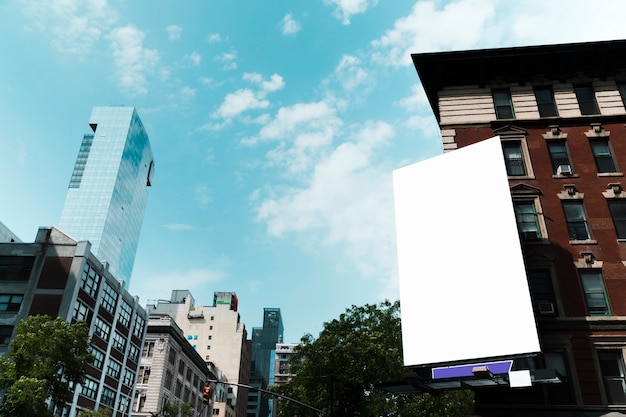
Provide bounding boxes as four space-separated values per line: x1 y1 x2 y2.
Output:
537 301 555 315
522 231 539 240
556 164 573 176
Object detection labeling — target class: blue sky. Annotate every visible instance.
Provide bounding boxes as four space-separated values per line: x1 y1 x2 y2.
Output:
3 0 626 343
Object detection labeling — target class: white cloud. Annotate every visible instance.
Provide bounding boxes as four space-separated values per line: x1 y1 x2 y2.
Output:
22 0 117 56
254 120 396 278
256 102 339 142
166 24 182 40
206 33 224 43
164 223 194 231
281 13 301 35
213 73 284 121
324 0 378 25
195 185 212 206
215 51 238 70
187 51 202 66
214 89 270 119
106 25 159 95
371 0 496 66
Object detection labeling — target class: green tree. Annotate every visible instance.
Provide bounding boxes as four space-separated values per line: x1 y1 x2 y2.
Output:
0 315 94 417
271 301 474 417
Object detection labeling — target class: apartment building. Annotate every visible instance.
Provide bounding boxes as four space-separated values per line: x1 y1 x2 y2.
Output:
409 39 626 417
0 226 147 416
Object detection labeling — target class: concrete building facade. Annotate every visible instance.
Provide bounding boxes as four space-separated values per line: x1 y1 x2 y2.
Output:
0 226 148 416
59 106 154 286
411 39 626 416
148 291 250 417
133 314 214 417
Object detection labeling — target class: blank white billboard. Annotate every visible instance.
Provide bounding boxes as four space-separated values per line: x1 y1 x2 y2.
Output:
393 136 540 367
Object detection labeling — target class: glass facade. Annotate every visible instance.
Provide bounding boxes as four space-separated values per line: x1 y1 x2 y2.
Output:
59 107 154 286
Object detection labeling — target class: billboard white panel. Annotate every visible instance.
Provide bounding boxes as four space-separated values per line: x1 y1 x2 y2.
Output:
393 136 540 367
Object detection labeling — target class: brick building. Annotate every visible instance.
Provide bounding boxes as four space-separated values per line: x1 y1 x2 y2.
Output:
410 39 626 416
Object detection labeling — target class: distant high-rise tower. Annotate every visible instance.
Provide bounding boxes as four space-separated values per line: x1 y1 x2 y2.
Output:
59 106 154 285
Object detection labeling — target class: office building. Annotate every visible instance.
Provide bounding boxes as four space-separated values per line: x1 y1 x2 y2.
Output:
409 39 626 416
133 314 216 417
271 343 298 417
59 106 154 286
0 226 148 416
0 220 21 243
247 308 283 417
148 291 251 417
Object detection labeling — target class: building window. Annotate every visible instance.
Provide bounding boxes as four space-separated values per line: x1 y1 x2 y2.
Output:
142 341 155 357
0 326 13 345
123 367 135 387
100 386 116 407
93 317 111 341
0 256 34 281
80 263 101 298
133 315 145 338
72 300 93 323
562 201 591 240
106 358 122 379
590 139 618 173
0 294 23 312
118 300 132 328
493 88 515 119
164 370 173 391
579 270 610 316
535 86 558 117
575 85 600 115
128 344 140 363
91 348 105 369
502 141 527 176
168 348 177 365
81 377 99 400
527 269 557 316
138 366 151 384
112 331 126 352
514 201 542 240
608 200 626 239
101 282 118 315
618 83 626 107
547 140 572 175
599 351 626 404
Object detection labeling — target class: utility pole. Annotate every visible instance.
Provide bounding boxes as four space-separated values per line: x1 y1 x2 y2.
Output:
206 379 325 417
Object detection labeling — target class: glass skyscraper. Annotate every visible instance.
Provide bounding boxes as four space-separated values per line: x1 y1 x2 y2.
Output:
59 106 154 286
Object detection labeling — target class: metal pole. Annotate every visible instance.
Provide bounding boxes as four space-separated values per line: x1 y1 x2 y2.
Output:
207 379 324 416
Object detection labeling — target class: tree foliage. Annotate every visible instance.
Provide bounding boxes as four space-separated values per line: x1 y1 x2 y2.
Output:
150 402 195 417
78 407 112 417
271 301 474 417
0 315 94 417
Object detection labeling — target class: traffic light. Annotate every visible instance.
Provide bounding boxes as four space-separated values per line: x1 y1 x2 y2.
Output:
202 386 212 405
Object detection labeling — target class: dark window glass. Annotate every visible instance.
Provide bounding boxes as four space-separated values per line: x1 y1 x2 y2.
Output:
493 88 515 119
527 270 557 316
0 294 23 312
599 351 626 404
535 87 558 117
502 141 526 176
608 200 626 239
590 139 618 173
574 85 600 115
547 141 571 174
579 270 610 315
514 201 541 239
562 201 590 240
0 256 34 281
618 83 626 107
0 326 13 344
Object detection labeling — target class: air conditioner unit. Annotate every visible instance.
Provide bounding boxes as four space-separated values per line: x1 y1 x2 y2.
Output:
556 164 573 176
537 301 555 315
522 231 539 240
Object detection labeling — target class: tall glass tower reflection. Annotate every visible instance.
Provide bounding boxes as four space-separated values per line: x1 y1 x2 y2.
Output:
59 107 154 286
